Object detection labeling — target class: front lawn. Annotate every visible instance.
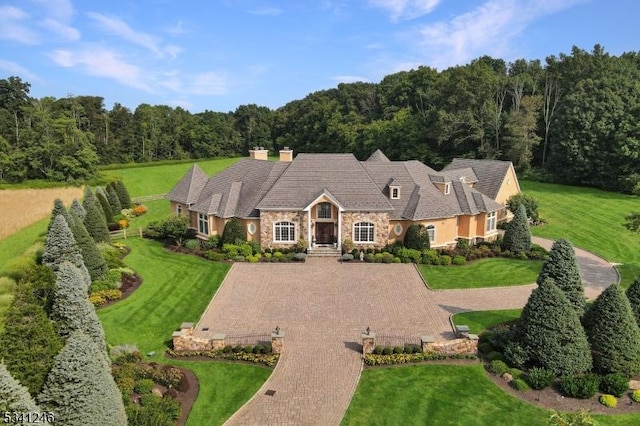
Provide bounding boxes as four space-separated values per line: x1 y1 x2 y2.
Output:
522 180 640 286
452 309 522 334
419 258 543 289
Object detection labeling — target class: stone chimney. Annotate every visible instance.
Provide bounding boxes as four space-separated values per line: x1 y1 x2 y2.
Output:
249 146 268 161
279 147 293 162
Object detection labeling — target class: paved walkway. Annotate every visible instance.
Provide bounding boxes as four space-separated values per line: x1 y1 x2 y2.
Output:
190 239 618 425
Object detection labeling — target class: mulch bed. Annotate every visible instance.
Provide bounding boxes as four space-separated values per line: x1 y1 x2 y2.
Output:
487 371 640 415
174 367 199 426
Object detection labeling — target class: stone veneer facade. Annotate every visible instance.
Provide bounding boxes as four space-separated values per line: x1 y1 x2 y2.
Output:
341 211 390 249
259 210 309 249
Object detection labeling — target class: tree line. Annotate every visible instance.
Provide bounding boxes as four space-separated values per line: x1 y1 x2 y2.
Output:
1 44 639 193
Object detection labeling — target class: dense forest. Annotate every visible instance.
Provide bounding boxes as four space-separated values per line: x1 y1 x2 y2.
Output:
1 45 639 194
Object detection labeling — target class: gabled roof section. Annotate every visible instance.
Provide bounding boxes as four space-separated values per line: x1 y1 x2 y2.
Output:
439 167 478 184
303 188 346 211
166 164 209 205
443 158 513 199
257 153 393 211
191 159 289 217
388 177 401 187
366 149 391 162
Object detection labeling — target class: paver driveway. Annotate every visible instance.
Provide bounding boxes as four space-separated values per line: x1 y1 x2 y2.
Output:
191 239 617 425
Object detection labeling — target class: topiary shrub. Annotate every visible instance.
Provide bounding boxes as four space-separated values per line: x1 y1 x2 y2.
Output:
599 373 629 397
487 360 509 376
506 193 539 222
185 239 201 250
559 374 600 399
382 347 393 355
486 351 504 362
631 389 640 403
438 255 452 266
374 346 383 355
599 394 618 408
503 341 528 369
341 254 354 262
510 378 530 391
502 203 531 253
525 367 555 390
393 346 403 354
452 255 466 265
404 224 430 250
221 218 246 245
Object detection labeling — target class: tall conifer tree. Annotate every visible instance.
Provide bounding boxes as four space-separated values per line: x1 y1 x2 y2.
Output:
113 180 132 209
0 362 40 413
106 185 122 214
502 203 531 253
42 215 91 289
70 198 86 221
626 276 640 327
66 210 108 281
537 239 586 315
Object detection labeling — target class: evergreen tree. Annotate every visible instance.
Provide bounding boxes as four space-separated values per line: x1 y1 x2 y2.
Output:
51 262 106 351
95 191 114 225
221 217 246 245
106 184 122 214
83 197 111 243
515 278 592 375
626 276 640 327
42 215 91 289
70 198 86 221
47 198 70 232
38 332 127 426
585 283 640 376
403 224 430 250
0 362 40 413
81 187 99 216
502 203 531 253
67 210 108 281
113 180 132 209
0 291 62 396
537 239 586 315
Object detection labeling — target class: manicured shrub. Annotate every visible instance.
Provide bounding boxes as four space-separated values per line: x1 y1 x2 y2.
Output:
438 255 452 266
106 185 123 214
514 278 591 376
396 248 421 263
547 410 596 426
584 284 640 376
232 345 242 353
68 210 109 281
486 351 504 362
599 373 629 397
364 253 375 263
185 239 201 250
70 198 86 220
221 218 246 245
222 345 232 353
374 346 383 355
96 192 114 225
631 389 640 403
525 367 555 390
341 254 354 262
84 192 111 243
147 215 191 246
477 342 493 355
382 347 393 355
393 346 403 354
502 203 531 253
503 341 527 369
487 360 509 375
537 239 585 315
134 378 155 394
404 224 430 250
233 255 246 262
510 378 530 391
293 252 307 261
626 275 640 327
113 180 132 209
38 332 127 425
599 394 618 408
421 249 439 265
558 373 600 399
452 255 466 265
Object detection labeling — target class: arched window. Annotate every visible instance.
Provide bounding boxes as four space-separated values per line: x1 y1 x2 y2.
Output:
426 225 435 243
274 221 295 243
353 222 375 243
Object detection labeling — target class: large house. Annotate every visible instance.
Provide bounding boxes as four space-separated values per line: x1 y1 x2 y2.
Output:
166 148 520 252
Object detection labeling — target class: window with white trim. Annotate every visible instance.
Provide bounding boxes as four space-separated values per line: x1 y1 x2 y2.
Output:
317 202 332 219
247 222 256 235
394 223 403 236
444 183 451 195
391 187 400 199
176 204 182 216
486 211 497 232
353 222 375 243
274 221 295 243
198 213 209 235
426 225 435 243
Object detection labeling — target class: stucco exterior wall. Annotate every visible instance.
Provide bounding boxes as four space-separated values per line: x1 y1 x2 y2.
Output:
242 219 261 243
341 212 389 249
259 210 307 249
494 165 520 205
412 217 458 248
388 220 412 245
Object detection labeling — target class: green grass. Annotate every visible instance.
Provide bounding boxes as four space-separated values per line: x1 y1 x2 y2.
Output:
98 238 230 355
342 364 549 426
522 180 640 285
101 157 242 197
342 364 640 425
0 218 47 274
452 309 522 334
419 258 543 289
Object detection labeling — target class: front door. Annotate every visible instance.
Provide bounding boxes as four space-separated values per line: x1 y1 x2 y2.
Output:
315 222 334 245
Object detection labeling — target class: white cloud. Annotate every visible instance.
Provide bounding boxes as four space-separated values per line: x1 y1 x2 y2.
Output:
415 0 584 69
166 20 187 36
369 0 442 21
41 18 80 41
0 59 39 81
248 7 283 16
332 75 370 84
0 6 39 44
30 0 74 22
49 46 153 92
86 12 179 58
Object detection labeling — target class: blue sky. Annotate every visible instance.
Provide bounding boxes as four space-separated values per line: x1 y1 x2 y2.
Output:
1 0 638 113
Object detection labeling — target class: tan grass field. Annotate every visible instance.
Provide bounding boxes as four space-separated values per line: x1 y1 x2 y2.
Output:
0 187 84 241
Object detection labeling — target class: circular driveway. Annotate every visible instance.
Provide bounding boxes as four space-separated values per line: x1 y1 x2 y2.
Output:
191 239 618 425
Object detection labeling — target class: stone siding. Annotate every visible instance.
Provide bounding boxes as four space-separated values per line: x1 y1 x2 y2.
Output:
423 338 478 356
341 212 389 249
260 210 308 249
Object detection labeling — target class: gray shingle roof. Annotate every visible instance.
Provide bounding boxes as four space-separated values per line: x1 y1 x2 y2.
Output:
443 158 512 199
256 154 393 211
366 149 391 162
165 164 209 204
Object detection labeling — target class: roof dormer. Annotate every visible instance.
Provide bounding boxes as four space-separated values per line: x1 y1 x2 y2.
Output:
387 178 401 200
429 175 452 195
